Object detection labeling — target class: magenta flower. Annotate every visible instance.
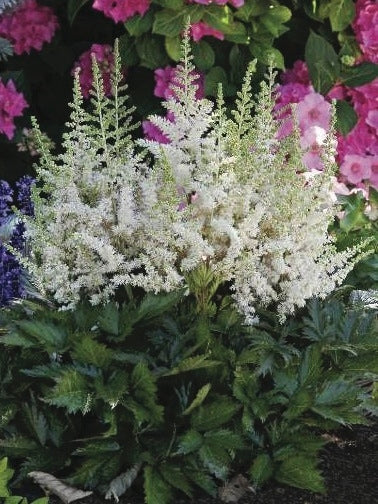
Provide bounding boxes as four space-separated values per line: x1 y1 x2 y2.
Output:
340 154 371 185
154 65 204 100
142 120 170 144
369 157 378 189
0 79 28 140
72 44 115 99
281 60 310 86
93 0 150 23
0 0 58 55
190 21 224 42
352 0 378 63
337 120 378 163
297 92 331 132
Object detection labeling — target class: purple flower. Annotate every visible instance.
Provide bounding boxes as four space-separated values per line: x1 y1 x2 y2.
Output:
16 175 34 216
0 180 13 223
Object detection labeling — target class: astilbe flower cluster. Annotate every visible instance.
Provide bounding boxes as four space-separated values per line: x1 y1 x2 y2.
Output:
72 44 115 99
143 64 204 142
0 176 34 306
0 0 58 55
0 78 28 139
352 0 378 64
92 0 150 23
26 40 363 322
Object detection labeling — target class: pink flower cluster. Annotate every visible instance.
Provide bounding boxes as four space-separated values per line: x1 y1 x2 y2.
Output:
276 62 331 171
277 59 378 190
143 65 204 143
352 0 378 64
0 0 58 55
92 0 150 23
189 0 244 7
0 79 28 140
72 44 115 99
190 21 224 42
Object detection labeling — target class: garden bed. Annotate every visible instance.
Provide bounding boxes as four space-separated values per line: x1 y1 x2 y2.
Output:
48 423 378 504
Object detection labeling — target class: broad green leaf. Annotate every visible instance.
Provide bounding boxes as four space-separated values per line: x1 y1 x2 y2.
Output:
299 345 322 386
182 383 212 415
235 0 271 20
119 34 139 67
204 429 244 450
329 0 355 32
165 36 181 61
340 62 378 87
153 7 203 37
31 499 49 504
191 396 239 431
305 31 340 93
276 456 325 493
67 0 89 25
4 498 25 504
205 66 228 96
154 0 184 8
163 356 221 376
0 457 13 497
144 466 172 504
15 320 67 351
199 444 230 479
283 389 313 420
177 430 203 454
250 454 274 485
193 40 215 71
125 10 154 37
249 42 284 69
184 470 217 497
335 99 358 136
260 6 291 37
73 334 113 368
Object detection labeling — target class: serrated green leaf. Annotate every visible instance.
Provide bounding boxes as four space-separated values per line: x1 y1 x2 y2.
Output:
329 0 355 32
182 383 212 416
191 397 239 431
0 457 13 497
177 430 203 454
129 362 163 424
299 345 322 386
305 32 340 93
284 389 313 420
0 437 38 457
97 302 119 336
163 356 221 376
250 454 274 486
159 463 193 497
199 444 230 479
15 320 67 351
184 469 217 497
23 402 48 446
276 456 325 493
47 369 90 414
73 334 113 368
204 429 244 450
144 466 172 504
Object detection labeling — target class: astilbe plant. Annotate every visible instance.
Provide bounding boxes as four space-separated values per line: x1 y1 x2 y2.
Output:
25 36 366 323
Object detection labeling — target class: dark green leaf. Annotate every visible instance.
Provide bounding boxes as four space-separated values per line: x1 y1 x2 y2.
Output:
250 454 274 486
335 100 358 136
67 0 89 25
165 36 181 62
144 466 172 504
305 32 340 93
329 0 355 32
47 370 90 414
125 11 154 37
276 456 325 493
159 464 192 497
177 430 203 455
193 41 215 71
97 302 119 336
153 7 203 37
191 397 239 431
205 66 228 96
340 62 378 87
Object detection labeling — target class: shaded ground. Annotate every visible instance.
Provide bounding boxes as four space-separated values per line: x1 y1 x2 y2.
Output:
49 423 378 504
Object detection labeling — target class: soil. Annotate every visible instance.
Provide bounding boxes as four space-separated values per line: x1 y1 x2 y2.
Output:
48 423 378 504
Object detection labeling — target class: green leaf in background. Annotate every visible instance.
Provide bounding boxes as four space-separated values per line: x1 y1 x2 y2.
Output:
0 457 13 497
329 0 355 32
335 100 358 136
67 0 89 25
340 62 378 87
191 396 239 431
47 369 90 414
235 0 272 20
205 66 228 96
203 6 248 43
250 454 274 486
193 40 215 71
119 34 139 67
182 383 212 415
305 31 340 94
276 456 325 493
125 10 154 37
260 5 291 38
165 35 181 61
153 6 203 37
144 466 172 504
136 35 169 69
249 42 284 69
338 192 370 233
154 0 184 8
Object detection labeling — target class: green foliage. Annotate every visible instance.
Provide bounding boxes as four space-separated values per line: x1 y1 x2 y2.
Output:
0 457 47 504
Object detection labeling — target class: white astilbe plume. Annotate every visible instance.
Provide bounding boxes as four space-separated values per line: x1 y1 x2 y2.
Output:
25 37 367 320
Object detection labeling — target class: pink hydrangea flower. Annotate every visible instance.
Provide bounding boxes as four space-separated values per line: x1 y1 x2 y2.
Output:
72 44 114 99
142 120 170 144
340 154 371 184
337 119 378 163
369 156 378 188
93 0 150 23
275 82 312 138
0 79 28 140
352 0 378 63
297 91 331 132
190 21 224 42
300 126 328 171
0 0 59 55
281 60 310 86
154 65 204 100
349 78 378 119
